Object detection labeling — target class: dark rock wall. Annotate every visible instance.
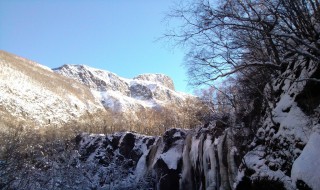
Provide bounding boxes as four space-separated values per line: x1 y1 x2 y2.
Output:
76 126 239 190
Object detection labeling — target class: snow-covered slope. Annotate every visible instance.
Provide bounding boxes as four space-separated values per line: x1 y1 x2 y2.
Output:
236 59 320 189
0 51 104 126
54 64 191 112
0 51 194 127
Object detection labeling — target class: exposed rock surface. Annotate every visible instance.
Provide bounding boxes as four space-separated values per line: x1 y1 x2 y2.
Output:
129 83 153 100
54 64 192 112
53 64 130 94
133 74 175 90
71 126 240 190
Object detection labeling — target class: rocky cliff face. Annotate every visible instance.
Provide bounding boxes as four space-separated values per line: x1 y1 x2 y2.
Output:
15 126 238 190
133 73 175 90
71 124 250 190
54 64 191 113
53 64 130 94
236 59 320 189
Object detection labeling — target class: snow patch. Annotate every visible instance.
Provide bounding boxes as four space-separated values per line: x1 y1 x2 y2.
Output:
160 147 182 170
291 132 320 189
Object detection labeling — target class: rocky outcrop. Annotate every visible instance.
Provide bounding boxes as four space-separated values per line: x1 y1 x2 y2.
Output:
54 64 192 112
235 58 320 189
72 125 240 190
129 83 153 100
53 64 130 95
133 74 175 90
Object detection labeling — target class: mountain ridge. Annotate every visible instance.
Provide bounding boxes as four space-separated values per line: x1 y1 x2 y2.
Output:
0 50 196 127
53 64 192 113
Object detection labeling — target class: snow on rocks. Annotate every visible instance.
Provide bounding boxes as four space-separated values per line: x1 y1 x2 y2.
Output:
133 73 175 90
54 64 192 113
236 57 320 189
291 131 320 189
71 126 241 190
76 131 156 189
159 129 185 171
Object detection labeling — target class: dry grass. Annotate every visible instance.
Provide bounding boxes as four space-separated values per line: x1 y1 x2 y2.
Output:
68 97 209 136
0 50 95 103
0 94 211 188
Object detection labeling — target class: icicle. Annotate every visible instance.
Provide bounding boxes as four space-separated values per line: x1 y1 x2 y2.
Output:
179 134 194 190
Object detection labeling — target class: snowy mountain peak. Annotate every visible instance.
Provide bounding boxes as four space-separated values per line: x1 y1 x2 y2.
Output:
54 64 191 112
54 64 175 92
53 64 130 94
133 73 175 90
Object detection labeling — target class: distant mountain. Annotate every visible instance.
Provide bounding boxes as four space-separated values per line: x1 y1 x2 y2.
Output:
53 64 192 113
0 50 194 127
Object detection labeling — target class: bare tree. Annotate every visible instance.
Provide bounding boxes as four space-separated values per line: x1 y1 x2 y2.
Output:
165 0 320 86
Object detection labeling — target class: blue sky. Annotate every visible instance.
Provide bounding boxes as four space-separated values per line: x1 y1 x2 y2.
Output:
0 0 193 93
